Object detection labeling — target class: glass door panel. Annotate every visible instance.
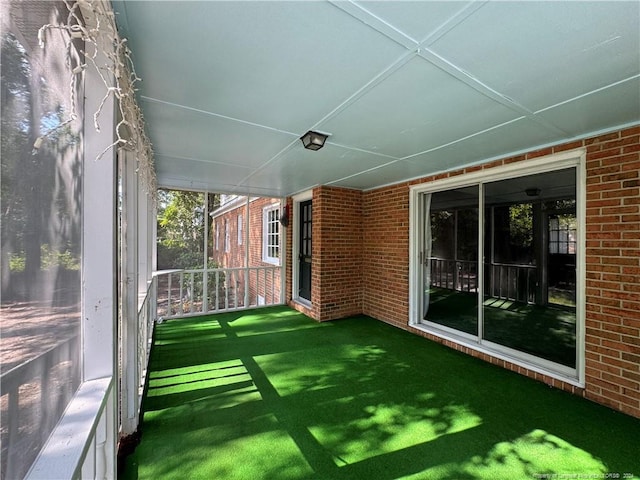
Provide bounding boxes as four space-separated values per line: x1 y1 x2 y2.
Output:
423 186 479 336
483 169 577 368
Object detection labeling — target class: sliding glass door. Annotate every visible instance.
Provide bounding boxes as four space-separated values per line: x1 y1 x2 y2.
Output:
423 186 479 336
419 166 578 374
483 169 577 369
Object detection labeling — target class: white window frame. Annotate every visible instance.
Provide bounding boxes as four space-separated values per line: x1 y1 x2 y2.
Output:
237 214 243 245
408 149 586 387
262 203 280 265
224 218 230 253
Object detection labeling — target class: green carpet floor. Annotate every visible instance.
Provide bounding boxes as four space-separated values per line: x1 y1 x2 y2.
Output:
121 306 640 480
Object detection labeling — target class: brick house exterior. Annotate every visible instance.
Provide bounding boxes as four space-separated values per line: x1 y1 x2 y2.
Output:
285 125 640 419
211 196 282 307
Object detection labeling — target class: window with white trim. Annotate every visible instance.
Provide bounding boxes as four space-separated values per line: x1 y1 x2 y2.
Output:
262 204 280 264
215 221 220 251
238 214 243 245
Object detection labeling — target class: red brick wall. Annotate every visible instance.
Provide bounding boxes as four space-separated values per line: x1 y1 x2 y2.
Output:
287 188 364 321
211 204 246 268
584 127 640 417
363 184 411 327
356 126 640 418
211 197 282 306
314 186 364 321
248 197 282 304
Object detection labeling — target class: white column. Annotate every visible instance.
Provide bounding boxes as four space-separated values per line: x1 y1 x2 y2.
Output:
121 149 139 435
81 23 119 478
138 171 150 294
82 39 117 384
203 192 209 312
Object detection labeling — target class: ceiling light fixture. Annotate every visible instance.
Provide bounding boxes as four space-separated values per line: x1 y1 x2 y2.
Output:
525 188 541 197
300 130 329 151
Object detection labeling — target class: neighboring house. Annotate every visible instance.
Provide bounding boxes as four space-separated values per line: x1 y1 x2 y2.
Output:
210 195 283 307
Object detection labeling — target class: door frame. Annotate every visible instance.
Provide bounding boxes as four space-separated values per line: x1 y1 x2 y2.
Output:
292 189 313 306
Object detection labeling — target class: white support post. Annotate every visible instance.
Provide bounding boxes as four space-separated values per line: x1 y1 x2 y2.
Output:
244 196 250 307
279 199 286 304
82 35 117 385
138 171 151 294
203 193 209 312
81 20 119 476
121 149 140 435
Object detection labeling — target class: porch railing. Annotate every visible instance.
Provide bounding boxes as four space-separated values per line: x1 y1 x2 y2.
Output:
486 262 537 304
2 335 80 479
156 266 282 321
430 258 478 293
25 377 115 480
430 258 537 304
137 276 156 399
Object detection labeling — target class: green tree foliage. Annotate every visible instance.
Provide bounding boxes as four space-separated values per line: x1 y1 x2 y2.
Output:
2 33 32 286
2 31 82 302
156 190 219 269
509 203 533 248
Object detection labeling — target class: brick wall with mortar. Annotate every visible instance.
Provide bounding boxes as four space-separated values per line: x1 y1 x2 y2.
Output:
247 197 281 304
314 186 364 321
211 197 282 306
357 126 640 418
211 203 247 269
287 188 364 321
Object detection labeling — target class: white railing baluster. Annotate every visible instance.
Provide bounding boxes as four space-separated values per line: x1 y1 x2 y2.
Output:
271 268 275 303
153 266 283 320
189 272 194 313
203 271 209 312
225 270 229 310
215 270 220 311
167 273 173 316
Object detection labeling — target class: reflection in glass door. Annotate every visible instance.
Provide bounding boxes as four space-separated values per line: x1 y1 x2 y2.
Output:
483 169 577 368
547 203 577 308
419 167 578 371
423 186 479 336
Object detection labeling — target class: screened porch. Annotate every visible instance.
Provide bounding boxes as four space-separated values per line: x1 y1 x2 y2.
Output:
2 1 639 479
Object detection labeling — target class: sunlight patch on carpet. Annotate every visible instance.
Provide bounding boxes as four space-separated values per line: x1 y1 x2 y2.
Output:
257 344 405 397
143 360 262 412
132 420 315 480
400 429 610 480
310 401 482 465
147 361 250 397
230 309 327 337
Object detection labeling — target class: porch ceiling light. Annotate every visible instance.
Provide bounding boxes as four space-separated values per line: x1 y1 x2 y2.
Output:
300 130 328 151
525 188 541 197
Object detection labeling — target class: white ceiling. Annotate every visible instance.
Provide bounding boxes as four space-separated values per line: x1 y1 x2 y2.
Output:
112 1 640 197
